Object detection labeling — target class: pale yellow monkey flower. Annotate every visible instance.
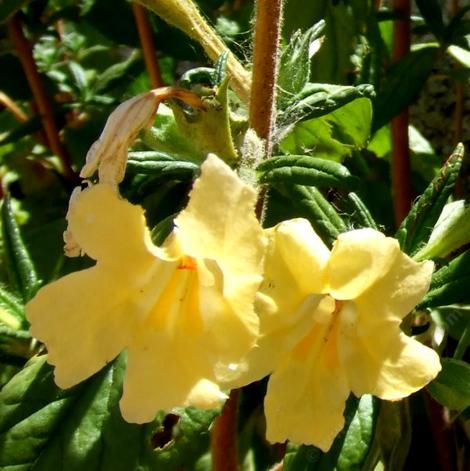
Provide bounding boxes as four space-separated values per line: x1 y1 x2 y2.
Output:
225 218 441 451
26 154 266 423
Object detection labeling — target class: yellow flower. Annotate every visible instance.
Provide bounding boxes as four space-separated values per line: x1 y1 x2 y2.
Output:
26 154 265 423
226 218 441 451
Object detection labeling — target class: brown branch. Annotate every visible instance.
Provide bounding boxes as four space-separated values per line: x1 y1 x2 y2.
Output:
0 91 28 122
211 389 240 471
249 0 283 158
391 0 412 225
7 14 76 181
132 2 163 88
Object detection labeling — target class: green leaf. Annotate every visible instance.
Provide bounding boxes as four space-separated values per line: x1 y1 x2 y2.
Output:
427 358 470 411
0 355 218 470
1 195 41 303
415 0 445 39
280 97 373 162
280 83 375 125
345 192 379 230
0 286 25 330
278 21 326 106
447 44 470 68
276 184 347 246
93 50 142 93
414 200 470 261
373 44 439 131
430 306 470 341
376 400 411 471
396 143 464 256
0 0 29 24
257 156 358 190
127 151 199 179
283 395 377 471
419 248 470 309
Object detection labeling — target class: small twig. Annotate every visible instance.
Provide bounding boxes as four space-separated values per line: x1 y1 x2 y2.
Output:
211 389 240 471
249 0 283 158
0 91 28 122
132 2 163 88
391 0 412 225
7 14 76 181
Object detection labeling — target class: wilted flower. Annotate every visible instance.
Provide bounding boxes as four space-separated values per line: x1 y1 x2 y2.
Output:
26 154 266 423
225 218 441 451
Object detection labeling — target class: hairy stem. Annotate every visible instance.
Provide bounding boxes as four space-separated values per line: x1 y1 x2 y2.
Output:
249 0 283 158
211 389 240 471
0 91 28 122
391 0 412 225
7 14 76 181
132 2 163 88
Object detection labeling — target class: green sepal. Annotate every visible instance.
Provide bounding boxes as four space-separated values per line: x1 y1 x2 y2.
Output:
419 248 470 308
283 395 378 471
257 156 358 190
396 143 464 256
280 83 375 125
427 358 470 412
0 354 218 470
127 151 199 178
277 21 326 107
275 184 347 247
170 77 238 163
1 194 41 304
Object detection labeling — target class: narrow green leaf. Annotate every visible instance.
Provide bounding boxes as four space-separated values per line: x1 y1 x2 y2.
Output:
0 355 217 470
447 44 470 68
1 195 41 303
396 143 464 256
415 0 445 39
278 21 326 105
280 83 375 124
430 306 470 341
278 184 347 246
346 192 379 230
0 287 25 330
213 51 229 86
127 151 199 178
427 358 470 411
373 44 438 131
257 156 358 190
419 248 470 308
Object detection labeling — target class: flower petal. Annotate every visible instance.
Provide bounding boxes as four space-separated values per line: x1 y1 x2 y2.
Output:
121 330 222 422
67 184 158 264
357 252 434 321
327 229 400 300
264 300 349 451
175 154 265 350
338 301 441 400
26 267 138 388
265 343 349 451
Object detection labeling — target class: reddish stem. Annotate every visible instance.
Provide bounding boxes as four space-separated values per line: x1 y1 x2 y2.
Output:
391 0 412 225
7 14 76 182
132 2 163 88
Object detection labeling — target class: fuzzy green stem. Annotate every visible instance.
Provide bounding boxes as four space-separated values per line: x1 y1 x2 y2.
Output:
249 0 283 158
137 0 251 102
